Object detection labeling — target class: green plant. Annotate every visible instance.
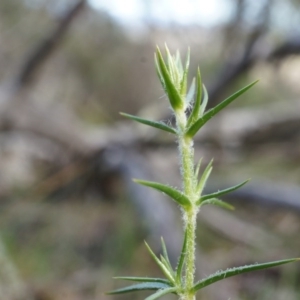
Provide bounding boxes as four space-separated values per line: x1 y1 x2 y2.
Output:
107 45 299 300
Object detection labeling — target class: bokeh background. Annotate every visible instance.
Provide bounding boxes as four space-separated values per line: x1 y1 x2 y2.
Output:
0 0 300 299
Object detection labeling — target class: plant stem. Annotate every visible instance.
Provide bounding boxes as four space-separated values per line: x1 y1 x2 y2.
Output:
176 111 195 197
176 111 197 300
182 208 196 300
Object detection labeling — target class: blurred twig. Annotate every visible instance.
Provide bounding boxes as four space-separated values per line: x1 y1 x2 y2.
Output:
208 26 265 107
15 0 87 88
224 181 300 212
209 34 300 107
269 38 300 60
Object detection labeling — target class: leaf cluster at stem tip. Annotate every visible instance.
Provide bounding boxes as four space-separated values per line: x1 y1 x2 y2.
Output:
108 45 299 300
121 45 258 140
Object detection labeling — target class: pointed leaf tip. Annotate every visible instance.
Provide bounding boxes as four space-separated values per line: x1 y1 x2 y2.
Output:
186 77 196 105
186 80 258 137
175 228 188 283
187 67 202 126
113 276 171 285
192 258 298 293
155 47 184 111
196 159 213 195
198 179 250 204
144 241 175 284
199 198 235 210
161 237 173 272
120 112 176 134
180 48 190 97
133 179 191 207
107 282 172 295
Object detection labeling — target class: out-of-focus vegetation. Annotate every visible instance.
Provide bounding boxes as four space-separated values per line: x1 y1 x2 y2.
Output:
0 0 300 299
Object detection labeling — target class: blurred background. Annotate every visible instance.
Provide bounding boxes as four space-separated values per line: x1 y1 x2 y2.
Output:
0 0 300 299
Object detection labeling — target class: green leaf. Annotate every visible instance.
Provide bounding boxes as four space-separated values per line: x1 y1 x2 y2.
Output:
161 237 173 273
187 67 202 126
165 46 177 85
160 255 175 277
176 229 188 283
107 282 171 295
196 159 213 195
192 258 299 293
113 276 171 285
155 47 184 111
133 179 191 207
199 198 235 210
120 113 176 134
186 77 195 105
145 287 178 300
175 50 183 74
180 48 190 97
199 84 208 116
199 179 249 203
194 157 203 180
154 54 166 90
145 242 175 284
186 80 258 138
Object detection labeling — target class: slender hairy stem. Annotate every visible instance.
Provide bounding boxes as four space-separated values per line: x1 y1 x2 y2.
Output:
182 208 196 300
176 111 197 300
176 111 195 197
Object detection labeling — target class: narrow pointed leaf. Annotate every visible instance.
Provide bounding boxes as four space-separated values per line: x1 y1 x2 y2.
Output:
186 80 258 137
175 50 183 73
114 276 171 285
120 113 176 134
199 84 208 116
145 242 175 283
154 54 166 90
133 179 191 207
196 159 213 195
194 157 203 180
186 77 195 105
165 45 174 73
107 282 171 295
156 47 183 111
192 258 299 293
160 255 175 277
166 49 177 84
176 229 188 283
187 67 202 126
145 287 177 300
200 179 249 202
165 46 180 96
199 198 235 210
161 237 173 272
180 48 190 97
165 46 180 87
164 45 178 86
